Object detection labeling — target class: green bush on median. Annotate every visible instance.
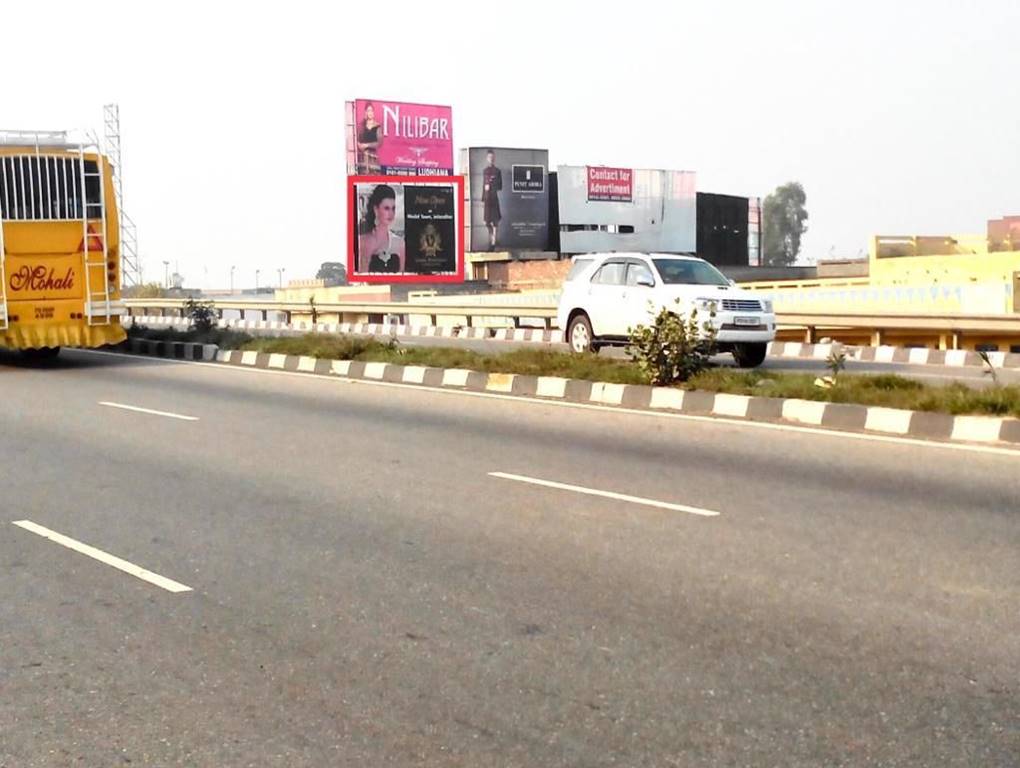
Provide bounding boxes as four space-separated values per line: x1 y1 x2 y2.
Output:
626 304 717 385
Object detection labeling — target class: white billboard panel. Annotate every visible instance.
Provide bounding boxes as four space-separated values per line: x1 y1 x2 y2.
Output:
556 165 696 254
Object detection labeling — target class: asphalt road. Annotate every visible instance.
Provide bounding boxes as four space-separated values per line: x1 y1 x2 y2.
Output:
2 349 1018 766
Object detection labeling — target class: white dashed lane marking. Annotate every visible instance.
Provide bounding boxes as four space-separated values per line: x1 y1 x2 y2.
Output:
12 520 193 593
488 472 721 517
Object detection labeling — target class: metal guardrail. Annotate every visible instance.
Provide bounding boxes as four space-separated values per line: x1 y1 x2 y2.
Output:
776 310 1020 347
777 311 1020 332
124 298 559 328
741 278 873 291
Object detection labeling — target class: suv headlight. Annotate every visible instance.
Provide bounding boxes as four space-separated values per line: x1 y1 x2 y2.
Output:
762 299 774 313
695 298 718 312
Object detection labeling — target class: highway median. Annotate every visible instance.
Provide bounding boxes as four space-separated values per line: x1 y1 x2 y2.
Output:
121 328 1020 440
228 333 1019 419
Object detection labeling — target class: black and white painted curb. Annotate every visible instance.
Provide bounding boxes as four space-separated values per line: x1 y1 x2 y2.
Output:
169 347 1018 447
771 341 1020 369
126 337 218 361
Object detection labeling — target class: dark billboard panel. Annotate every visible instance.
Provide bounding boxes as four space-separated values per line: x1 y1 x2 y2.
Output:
404 185 458 274
463 147 550 252
347 175 464 284
697 192 752 267
345 100 453 176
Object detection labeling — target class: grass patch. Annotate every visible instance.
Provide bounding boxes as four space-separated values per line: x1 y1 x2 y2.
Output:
239 335 647 384
688 369 1020 417
239 333 392 362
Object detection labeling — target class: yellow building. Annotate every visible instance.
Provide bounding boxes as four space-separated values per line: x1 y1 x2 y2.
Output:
744 235 1020 316
741 234 1020 350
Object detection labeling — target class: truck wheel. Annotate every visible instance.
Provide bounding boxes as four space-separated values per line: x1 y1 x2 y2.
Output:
733 342 767 368
22 347 61 360
567 314 596 354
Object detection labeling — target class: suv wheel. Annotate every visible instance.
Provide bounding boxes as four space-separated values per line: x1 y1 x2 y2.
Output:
733 342 767 368
567 314 596 354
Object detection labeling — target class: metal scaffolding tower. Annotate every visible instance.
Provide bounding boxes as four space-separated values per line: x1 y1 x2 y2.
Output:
103 103 142 286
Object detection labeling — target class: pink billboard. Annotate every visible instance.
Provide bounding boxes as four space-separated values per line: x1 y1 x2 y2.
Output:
345 99 453 177
587 166 634 202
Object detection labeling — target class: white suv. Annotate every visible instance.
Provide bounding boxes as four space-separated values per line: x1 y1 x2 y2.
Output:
557 253 776 367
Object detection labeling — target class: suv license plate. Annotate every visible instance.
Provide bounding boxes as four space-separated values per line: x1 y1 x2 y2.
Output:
734 316 760 326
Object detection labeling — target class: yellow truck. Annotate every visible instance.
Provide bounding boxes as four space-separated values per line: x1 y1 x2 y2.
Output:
0 131 126 357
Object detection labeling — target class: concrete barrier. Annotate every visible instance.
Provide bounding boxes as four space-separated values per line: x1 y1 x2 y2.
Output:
127 337 217 361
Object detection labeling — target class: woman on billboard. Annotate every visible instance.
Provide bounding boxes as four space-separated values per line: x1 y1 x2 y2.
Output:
482 149 502 250
356 102 382 173
358 184 405 273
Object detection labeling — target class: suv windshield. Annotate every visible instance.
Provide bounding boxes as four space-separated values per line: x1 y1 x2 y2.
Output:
566 258 594 281
653 259 729 286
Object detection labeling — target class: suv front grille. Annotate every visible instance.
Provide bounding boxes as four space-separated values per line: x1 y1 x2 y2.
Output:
721 299 762 312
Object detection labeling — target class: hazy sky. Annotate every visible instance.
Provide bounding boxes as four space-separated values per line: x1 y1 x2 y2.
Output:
6 0 1018 288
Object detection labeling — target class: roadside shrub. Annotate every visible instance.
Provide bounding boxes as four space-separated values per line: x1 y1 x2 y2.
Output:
185 298 217 334
627 303 717 385
826 349 847 382
977 350 1000 386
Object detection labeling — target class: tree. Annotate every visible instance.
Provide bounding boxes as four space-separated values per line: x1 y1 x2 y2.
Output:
762 182 808 266
316 261 347 286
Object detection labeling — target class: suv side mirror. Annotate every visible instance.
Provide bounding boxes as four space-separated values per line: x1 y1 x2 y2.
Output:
728 278 737 286
637 276 655 287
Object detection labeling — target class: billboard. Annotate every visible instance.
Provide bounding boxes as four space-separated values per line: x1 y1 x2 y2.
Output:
697 192 756 267
556 165 696 254
462 147 550 252
345 99 453 176
347 175 465 284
